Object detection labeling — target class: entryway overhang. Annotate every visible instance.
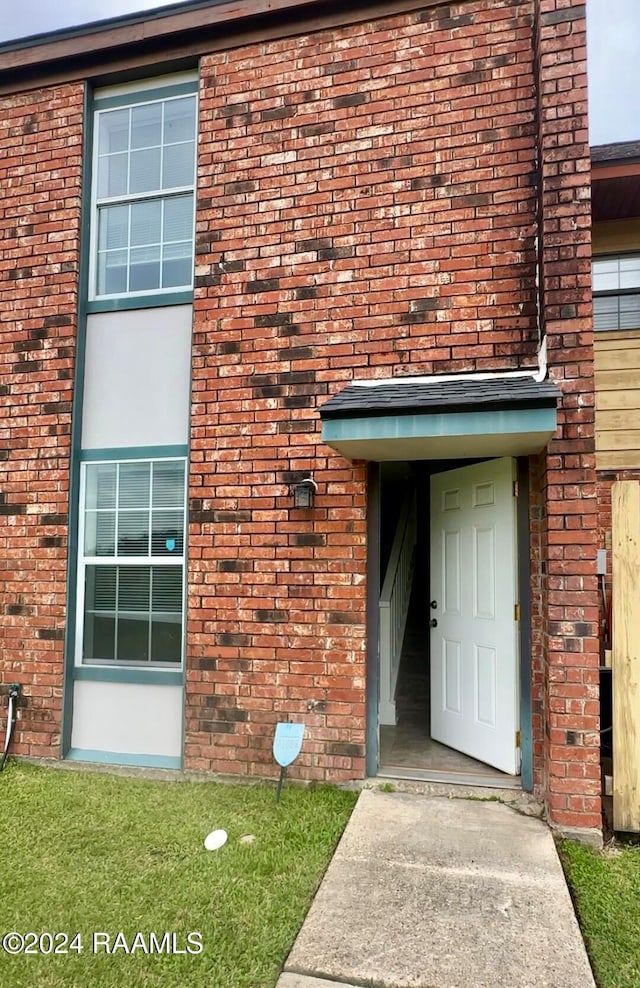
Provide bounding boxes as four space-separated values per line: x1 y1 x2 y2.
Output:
320 376 561 461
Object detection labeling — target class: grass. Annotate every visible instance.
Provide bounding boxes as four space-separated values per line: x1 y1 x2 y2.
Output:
376 782 396 793
0 761 357 988
559 839 640 988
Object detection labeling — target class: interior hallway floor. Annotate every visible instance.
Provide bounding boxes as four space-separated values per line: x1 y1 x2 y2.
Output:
379 586 514 784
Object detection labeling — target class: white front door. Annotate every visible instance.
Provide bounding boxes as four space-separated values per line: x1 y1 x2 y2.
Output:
430 458 520 775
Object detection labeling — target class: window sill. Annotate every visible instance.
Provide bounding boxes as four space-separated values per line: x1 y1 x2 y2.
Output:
74 665 184 686
87 290 194 314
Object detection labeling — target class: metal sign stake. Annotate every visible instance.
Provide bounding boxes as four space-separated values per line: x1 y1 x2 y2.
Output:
275 765 286 804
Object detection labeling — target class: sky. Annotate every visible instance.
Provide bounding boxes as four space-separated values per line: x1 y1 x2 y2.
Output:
0 0 638 146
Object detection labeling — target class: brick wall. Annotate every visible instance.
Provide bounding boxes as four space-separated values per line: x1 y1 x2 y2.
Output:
533 0 601 831
0 84 83 757
0 0 600 827
186 0 541 780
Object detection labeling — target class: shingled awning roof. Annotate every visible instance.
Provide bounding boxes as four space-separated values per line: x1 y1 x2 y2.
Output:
320 375 561 462
321 376 560 419
591 141 640 164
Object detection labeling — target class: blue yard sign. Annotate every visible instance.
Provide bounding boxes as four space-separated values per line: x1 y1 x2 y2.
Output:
273 722 305 768
273 722 305 803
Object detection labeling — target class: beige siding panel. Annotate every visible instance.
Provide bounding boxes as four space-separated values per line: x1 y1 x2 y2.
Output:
598 410 640 432
82 306 193 449
597 451 640 470
597 431 640 450
595 368 640 391
596 333 640 350
593 220 640 255
71 682 183 758
595 445 640 470
593 235 640 468
595 347 640 371
597 389 640 411
595 330 640 468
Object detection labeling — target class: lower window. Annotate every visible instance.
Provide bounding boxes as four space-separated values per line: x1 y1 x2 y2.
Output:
78 458 186 666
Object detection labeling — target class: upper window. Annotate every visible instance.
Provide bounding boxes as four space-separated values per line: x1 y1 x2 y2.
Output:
91 83 197 301
593 255 640 331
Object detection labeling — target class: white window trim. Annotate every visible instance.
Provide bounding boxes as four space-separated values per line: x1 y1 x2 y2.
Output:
95 71 198 101
75 457 188 670
88 85 198 303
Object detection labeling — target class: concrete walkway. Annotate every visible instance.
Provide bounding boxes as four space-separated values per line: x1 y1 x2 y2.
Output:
278 789 595 988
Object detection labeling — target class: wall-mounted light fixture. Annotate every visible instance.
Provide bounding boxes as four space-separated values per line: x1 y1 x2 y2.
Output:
292 477 318 509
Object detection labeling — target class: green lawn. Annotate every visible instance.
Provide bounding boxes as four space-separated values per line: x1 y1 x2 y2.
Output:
0 762 356 988
560 840 640 988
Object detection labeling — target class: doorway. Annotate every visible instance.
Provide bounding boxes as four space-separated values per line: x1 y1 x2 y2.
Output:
376 457 522 786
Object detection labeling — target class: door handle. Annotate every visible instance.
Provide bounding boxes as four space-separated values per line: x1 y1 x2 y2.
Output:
429 618 438 628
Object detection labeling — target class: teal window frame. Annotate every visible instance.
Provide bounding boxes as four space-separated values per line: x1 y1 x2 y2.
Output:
89 78 198 308
76 455 188 671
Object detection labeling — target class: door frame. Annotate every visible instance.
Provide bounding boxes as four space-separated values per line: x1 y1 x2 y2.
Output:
366 457 534 791
515 456 533 792
366 462 382 778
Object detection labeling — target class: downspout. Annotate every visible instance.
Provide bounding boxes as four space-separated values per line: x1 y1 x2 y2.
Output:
353 222 548 389
532 0 547 380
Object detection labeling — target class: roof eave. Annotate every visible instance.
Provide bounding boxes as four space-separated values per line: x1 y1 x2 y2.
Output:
591 141 640 178
0 0 331 81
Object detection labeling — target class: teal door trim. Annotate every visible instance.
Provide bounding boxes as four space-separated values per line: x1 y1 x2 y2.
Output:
366 463 381 777
517 457 534 792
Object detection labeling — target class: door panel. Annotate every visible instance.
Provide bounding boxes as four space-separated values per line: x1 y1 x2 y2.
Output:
444 638 462 714
430 458 519 774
